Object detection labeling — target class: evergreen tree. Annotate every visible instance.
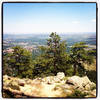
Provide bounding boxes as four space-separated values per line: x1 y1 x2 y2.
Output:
3 54 12 76
70 42 94 76
3 46 33 78
33 32 70 76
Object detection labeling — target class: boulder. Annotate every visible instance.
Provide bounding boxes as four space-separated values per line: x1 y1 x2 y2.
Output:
82 76 91 85
42 76 54 84
61 84 72 90
56 72 65 80
85 84 91 90
64 89 73 95
66 76 95 91
85 89 96 97
3 75 9 80
90 89 96 97
53 76 61 83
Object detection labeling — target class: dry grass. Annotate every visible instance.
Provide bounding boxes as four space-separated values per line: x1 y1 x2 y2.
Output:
84 60 96 71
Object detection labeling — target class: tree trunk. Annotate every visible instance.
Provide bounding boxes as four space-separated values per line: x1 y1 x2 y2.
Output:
73 64 77 75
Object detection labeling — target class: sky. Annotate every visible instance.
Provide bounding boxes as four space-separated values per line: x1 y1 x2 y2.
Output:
3 3 96 34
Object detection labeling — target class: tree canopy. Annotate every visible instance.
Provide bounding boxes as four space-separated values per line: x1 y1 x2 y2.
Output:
70 42 94 76
3 46 33 78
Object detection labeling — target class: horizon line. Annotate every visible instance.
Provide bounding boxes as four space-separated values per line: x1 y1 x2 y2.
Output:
4 32 96 34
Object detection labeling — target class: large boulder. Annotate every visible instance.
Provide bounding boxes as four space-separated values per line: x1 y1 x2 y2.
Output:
53 72 66 83
66 76 96 91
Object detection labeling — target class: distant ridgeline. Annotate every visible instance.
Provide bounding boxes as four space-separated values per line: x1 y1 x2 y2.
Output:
3 33 96 55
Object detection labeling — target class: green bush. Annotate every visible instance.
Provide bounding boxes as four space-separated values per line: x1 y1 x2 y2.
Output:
91 85 96 91
86 70 96 83
67 90 88 98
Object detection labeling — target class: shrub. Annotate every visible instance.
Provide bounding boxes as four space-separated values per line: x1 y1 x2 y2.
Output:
86 70 96 83
67 90 88 98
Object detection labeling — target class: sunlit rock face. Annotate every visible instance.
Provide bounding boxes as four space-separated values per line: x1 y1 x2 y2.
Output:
56 72 65 79
42 72 66 84
3 72 96 98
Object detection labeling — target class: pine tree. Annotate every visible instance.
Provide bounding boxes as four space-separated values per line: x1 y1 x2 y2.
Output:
33 32 70 76
70 42 94 76
3 46 34 78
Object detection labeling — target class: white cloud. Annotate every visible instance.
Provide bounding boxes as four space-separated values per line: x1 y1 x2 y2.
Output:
72 21 80 24
91 19 96 22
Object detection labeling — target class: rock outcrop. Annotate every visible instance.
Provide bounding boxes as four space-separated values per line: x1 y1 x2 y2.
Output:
66 76 96 91
3 72 96 98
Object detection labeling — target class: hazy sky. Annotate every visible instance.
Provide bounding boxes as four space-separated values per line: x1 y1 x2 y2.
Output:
3 3 96 34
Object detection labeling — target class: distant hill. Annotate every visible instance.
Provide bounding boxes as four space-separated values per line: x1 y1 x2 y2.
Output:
3 32 96 49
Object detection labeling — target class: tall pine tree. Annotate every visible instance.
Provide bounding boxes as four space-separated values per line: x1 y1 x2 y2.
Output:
33 32 70 76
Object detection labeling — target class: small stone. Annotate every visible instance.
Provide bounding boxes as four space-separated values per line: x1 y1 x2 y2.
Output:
91 89 96 97
18 80 25 86
64 90 73 95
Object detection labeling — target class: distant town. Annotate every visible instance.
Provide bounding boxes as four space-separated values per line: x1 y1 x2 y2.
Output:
3 33 96 55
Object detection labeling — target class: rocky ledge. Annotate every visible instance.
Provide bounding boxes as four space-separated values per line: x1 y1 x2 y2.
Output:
3 72 96 98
